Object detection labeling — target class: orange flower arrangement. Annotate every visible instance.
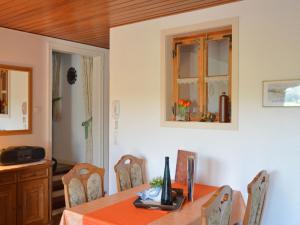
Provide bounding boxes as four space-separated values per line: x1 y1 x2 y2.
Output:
178 99 191 108
177 99 191 121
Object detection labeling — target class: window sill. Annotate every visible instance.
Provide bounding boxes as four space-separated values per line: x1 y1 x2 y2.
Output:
160 120 237 130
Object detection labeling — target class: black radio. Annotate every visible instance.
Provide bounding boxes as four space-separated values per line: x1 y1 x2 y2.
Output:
0 146 45 165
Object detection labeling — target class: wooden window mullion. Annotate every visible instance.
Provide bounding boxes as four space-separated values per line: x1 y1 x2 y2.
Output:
172 42 179 105
202 37 208 114
198 37 205 114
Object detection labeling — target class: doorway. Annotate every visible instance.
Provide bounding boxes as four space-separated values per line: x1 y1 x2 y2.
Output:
49 44 109 221
52 52 86 164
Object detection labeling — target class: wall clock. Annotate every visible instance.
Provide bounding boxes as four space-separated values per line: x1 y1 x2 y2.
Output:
67 67 77 85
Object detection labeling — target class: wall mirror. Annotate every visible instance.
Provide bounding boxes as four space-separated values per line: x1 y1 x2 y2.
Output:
0 64 32 135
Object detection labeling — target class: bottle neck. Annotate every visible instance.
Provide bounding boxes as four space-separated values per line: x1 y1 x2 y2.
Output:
165 157 169 166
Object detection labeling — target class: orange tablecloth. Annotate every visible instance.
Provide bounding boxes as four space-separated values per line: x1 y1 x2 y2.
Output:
60 183 245 225
82 183 218 225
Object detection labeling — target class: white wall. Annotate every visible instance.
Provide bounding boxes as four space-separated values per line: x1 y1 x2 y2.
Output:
52 53 86 163
0 28 49 155
109 0 300 225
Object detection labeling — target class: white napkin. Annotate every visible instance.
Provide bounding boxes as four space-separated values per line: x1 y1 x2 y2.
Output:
137 187 162 202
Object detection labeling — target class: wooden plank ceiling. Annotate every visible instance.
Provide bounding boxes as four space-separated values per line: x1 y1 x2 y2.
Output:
0 0 238 49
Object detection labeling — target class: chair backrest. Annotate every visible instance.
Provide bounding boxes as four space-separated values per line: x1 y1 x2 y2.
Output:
243 170 269 225
114 154 146 192
175 150 196 184
62 163 105 208
201 185 233 225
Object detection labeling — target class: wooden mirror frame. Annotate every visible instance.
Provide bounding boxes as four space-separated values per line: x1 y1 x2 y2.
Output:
0 64 32 135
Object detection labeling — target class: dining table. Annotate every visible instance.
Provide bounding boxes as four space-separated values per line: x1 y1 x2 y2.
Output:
59 183 245 225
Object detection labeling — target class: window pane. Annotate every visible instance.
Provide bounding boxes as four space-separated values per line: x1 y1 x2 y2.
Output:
207 80 228 113
179 44 199 78
207 39 229 76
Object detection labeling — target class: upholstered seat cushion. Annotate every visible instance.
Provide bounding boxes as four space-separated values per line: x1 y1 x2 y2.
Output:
87 173 102 201
68 178 86 207
130 163 143 187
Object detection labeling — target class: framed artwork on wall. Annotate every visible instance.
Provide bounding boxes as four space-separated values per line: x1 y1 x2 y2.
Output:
263 79 300 107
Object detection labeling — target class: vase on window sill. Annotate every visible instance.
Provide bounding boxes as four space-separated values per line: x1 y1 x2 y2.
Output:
176 109 186 121
176 99 191 121
176 110 191 121
176 115 185 121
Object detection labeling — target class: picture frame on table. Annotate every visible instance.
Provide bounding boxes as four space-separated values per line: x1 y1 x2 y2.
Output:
263 79 300 107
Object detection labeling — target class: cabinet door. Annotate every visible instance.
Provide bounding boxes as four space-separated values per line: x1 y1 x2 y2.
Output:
18 178 49 225
0 184 17 225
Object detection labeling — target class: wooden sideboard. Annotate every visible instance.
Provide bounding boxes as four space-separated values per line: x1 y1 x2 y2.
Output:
0 160 51 225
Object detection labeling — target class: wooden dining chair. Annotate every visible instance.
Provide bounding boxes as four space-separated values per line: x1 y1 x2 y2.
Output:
114 154 146 192
175 150 196 184
201 185 233 225
242 170 269 225
62 163 105 208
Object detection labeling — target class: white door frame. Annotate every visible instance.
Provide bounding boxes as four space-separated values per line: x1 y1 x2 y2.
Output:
47 38 109 189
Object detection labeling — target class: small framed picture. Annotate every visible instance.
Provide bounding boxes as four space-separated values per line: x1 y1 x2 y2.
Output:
263 79 300 107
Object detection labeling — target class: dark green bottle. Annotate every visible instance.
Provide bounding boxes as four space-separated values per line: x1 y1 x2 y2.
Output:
161 156 173 205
